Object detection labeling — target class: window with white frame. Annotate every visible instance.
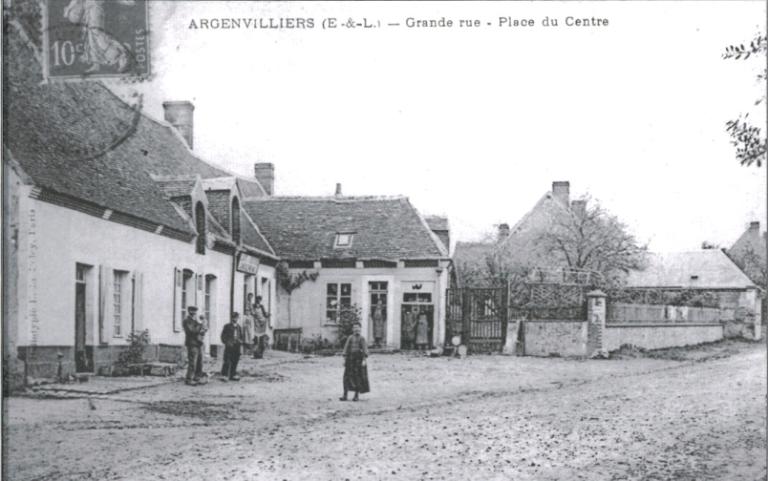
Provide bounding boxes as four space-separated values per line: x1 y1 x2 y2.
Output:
326 283 352 323
181 269 194 322
113 270 129 337
204 275 216 331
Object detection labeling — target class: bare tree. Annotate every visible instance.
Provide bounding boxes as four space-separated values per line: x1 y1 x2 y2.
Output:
535 197 648 286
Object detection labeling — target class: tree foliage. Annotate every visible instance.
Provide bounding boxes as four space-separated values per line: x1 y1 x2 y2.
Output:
276 261 319 294
723 34 767 167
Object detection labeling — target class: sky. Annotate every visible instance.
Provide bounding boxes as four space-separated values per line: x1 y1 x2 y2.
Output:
109 1 767 253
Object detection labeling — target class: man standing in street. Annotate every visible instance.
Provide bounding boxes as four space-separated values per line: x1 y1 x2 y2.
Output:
220 312 243 381
182 306 206 386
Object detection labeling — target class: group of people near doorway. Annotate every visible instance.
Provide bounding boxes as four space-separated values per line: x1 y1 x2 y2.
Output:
401 306 430 350
371 303 430 350
182 294 270 386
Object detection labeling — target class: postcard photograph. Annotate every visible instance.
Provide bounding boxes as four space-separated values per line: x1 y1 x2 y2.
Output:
2 1 767 480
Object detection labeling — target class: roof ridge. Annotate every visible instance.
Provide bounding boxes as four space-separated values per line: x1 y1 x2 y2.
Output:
244 195 407 202
151 174 199 182
94 83 269 194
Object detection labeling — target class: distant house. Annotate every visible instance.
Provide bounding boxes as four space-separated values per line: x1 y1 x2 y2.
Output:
728 221 766 285
243 188 451 350
625 250 762 333
454 181 580 287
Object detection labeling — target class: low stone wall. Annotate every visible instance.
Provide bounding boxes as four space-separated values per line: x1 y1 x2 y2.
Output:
15 343 185 380
523 321 587 357
604 324 723 351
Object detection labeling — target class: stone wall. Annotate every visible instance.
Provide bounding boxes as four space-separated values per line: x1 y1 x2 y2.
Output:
603 324 723 351
522 321 587 357
17 343 186 379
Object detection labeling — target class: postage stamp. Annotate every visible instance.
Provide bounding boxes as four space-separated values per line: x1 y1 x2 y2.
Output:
42 0 150 81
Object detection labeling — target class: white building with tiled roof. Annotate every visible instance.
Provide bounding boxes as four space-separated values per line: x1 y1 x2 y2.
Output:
3 30 279 380
243 187 452 350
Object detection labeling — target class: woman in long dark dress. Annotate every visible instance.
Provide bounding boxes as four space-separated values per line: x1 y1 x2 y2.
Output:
340 323 370 402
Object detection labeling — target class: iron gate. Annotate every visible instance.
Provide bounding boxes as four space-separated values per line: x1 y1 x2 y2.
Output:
446 287 508 353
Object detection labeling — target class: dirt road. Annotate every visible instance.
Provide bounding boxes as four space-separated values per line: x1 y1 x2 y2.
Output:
4 342 766 480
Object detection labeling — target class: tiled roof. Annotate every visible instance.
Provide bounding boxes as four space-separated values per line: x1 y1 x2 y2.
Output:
729 224 766 261
241 209 276 257
498 192 566 248
626 250 756 289
237 178 267 199
242 196 447 261
153 176 199 199
5 27 272 256
4 33 220 234
425 216 449 231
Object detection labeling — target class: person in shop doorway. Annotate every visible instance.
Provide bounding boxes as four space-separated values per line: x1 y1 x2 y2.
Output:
402 307 416 350
252 295 269 359
220 312 243 381
242 293 255 357
372 302 385 348
415 308 429 351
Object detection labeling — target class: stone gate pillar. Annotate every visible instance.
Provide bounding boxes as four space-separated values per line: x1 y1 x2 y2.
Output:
586 290 607 357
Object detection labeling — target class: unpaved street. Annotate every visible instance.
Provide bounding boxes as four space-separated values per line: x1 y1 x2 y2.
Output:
4 342 766 481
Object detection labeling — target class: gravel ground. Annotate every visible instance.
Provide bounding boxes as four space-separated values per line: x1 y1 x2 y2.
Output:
3 341 766 481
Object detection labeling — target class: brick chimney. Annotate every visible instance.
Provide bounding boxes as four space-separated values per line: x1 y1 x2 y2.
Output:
552 181 570 206
162 101 194 149
335 183 342 196
253 163 274 195
749 221 760 231
497 223 510 242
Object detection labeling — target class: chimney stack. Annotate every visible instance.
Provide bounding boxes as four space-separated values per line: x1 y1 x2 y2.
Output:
749 221 760 231
497 223 510 242
552 181 570 206
253 163 274 196
162 101 194 149
335 183 342 196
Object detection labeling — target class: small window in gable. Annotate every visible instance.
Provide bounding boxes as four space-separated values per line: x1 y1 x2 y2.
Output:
335 233 354 248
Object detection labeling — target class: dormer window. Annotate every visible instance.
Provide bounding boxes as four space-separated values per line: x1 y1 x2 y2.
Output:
335 233 354 248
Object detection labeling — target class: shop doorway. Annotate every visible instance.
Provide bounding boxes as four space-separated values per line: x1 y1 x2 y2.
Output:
401 303 434 350
368 281 388 347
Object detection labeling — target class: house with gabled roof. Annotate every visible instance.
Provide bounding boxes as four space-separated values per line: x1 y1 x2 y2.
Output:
242 185 452 350
624 250 762 338
3 29 279 379
454 181 576 287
